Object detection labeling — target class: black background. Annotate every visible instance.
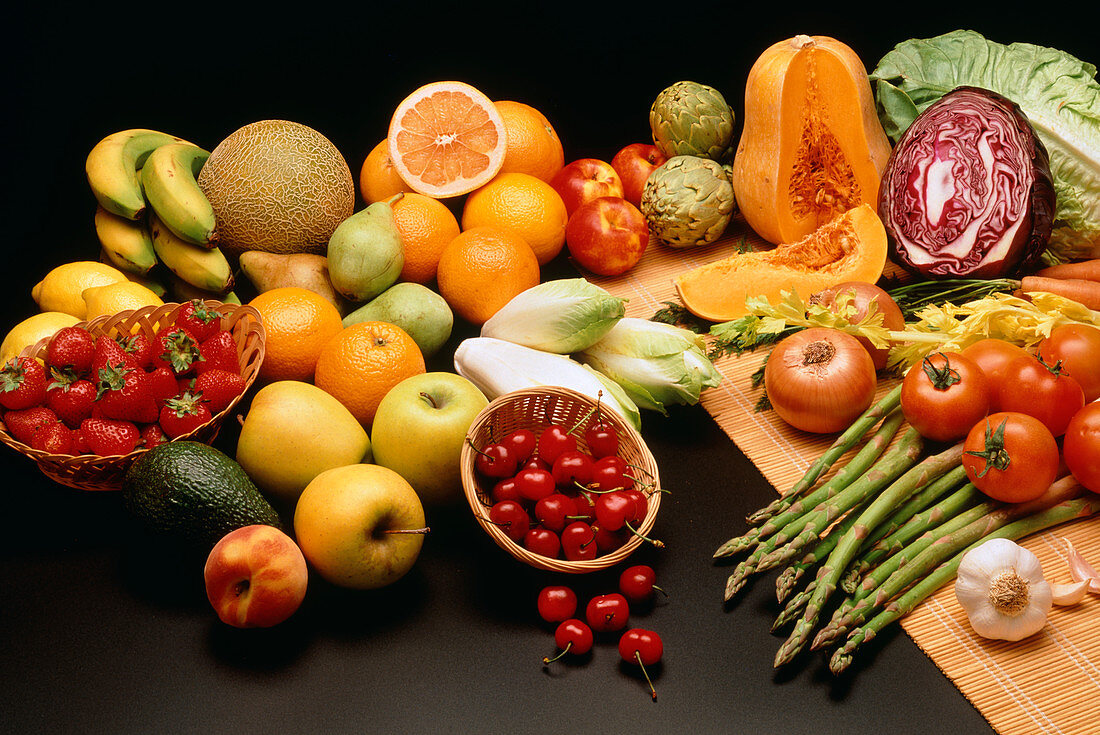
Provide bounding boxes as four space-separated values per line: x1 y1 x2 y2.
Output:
3 3 1095 733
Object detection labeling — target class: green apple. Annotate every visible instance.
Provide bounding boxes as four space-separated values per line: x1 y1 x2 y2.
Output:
342 282 453 358
370 371 488 505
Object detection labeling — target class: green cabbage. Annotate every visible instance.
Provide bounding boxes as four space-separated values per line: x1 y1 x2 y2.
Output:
479 278 625 353
871 30 1100 263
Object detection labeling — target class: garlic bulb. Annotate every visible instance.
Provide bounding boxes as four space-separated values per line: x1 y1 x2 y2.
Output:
955 538 1053 641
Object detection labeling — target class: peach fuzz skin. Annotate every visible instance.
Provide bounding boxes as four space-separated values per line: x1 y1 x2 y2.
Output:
203 525 309 628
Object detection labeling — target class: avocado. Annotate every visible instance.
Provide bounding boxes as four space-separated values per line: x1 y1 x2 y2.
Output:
122 440 282 550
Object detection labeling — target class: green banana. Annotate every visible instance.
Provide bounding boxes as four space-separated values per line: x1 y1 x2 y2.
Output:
94 205 158 275
86 129 187 220
141 143 217 247
150 213 233 293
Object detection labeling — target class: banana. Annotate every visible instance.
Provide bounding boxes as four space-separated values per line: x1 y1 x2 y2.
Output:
150 213 233 293
94 205 158 275
86 129 188 220
141 143 217 247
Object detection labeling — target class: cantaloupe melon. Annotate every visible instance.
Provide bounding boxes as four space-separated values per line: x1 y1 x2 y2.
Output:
674 203 887 322
197 120 355 257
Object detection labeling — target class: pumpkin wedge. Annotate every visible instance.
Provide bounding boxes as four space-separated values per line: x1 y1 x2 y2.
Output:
731 35 892 245
673 203 887 322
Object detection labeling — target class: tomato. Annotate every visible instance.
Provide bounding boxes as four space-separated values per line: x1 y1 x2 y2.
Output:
900 351 990 441
1039 324 1100 403
961 412 1059 503
959 338 1032 411
997 353 1085 437
1064 402 1100 494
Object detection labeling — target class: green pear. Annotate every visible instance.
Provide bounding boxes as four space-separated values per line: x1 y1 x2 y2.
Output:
327 194 404 303
236 380 373 507
342 282 454 358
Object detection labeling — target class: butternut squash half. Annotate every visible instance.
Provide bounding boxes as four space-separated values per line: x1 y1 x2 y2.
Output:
673 203 887 322
731 35 892 245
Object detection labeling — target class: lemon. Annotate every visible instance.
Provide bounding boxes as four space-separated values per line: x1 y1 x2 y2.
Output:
82 281 164 321
32 261 129 318
0 311 81 364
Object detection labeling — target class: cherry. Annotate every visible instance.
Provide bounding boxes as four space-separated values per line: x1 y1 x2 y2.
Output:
585 592 630 632
618 628 663 700
621 488 649 523
569 491 597 522
560 521 597 561
515 467 556 503
590 456 630 492
520 456 551 473
491 477 522 503
474 442 517 479
523 527 561 558
551 450 594 487
501 428 537 464
619 565 667 603
585 419 619 459
542 619 593 665
536 585 578 623
487 500 530 542
537 424 576 464
593 524 626 554
595 490 636 532
534 493 576 533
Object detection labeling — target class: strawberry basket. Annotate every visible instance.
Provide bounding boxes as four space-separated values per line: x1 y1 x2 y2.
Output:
461 386 662 573
0 301 265 491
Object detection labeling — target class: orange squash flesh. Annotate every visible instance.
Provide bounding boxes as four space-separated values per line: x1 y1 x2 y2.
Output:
731 35 892 245
673 203 888 322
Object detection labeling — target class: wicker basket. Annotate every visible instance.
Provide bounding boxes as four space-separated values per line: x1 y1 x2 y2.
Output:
0 301 265 491
461 386 661 573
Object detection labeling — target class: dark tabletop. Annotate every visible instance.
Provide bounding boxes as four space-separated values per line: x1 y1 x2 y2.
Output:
4 3 1094 733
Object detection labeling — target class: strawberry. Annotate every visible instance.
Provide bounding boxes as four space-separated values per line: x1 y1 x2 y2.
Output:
158 391 212 439
117 333 155 370
95 363 159 423
45 369 97 428
140 422 168 449
3 406 59 444
30 420 73 454
193 369 247 414
196 330 240 375
46 326 96 375
91 336 138 377
81 417 140 456
70 427 91 455
145 366 180 406
175 299 222 342
153 326 204 376
0 356 48 410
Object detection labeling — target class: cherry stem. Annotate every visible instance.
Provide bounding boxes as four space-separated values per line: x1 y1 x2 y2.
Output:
652 584 669 598
569 405 598 435
542 641 572 665
625 521 664 548
382 527 430 535
634 651 657 701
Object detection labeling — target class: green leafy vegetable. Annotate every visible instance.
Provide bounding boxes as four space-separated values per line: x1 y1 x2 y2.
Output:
479 278 625 353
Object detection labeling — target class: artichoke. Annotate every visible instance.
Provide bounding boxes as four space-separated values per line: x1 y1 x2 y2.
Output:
640 156 735 248
649 81 735 160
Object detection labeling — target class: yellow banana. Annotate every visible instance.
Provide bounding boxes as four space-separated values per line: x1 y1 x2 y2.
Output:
150 213 233 293
141 143 217 247
94 205 158 275
85 129 188 220
167 273 240 305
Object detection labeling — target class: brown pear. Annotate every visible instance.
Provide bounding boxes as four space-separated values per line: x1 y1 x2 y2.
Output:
238 251 344 312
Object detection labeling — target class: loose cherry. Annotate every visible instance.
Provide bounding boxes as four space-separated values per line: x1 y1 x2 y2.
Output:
543 619 593 665
473 442 517 479
560 521 597 561
536 585 577 623
619 565 667 603
551 449 594 488
523 527 561 558
534 493 576 533
585 419 619 459
537 424 576 464
501 428 537 464
585 592 630 632
487 500 530 542
618 628 663 700
515 467 556 502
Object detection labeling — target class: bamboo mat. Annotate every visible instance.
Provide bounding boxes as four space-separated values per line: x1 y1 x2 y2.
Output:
585 216 1100 735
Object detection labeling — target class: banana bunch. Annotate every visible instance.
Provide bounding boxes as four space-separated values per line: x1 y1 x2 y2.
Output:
86 129 234 297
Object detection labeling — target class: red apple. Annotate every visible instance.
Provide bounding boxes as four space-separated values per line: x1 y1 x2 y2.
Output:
611 144 668 207
550 158 625 216
203 524 309 628
565 196 650 276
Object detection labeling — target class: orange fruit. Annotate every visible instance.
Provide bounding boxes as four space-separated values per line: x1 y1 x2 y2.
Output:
494 101 565 183
249 287 344 382
314 321 426 427
436 226 540 325
359 139 414 204
388 81 506 199
461 172 568 265
391 193 461 284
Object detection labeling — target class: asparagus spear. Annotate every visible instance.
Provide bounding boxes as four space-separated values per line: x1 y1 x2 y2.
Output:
746 385 903 526
776 500 867 603
773 440 965 668
714 409 905 558
829 493 1100 675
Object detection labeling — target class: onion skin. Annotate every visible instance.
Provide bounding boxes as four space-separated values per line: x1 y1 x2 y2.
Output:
879 86 1055 279
811 282 906 370
764 327 878 433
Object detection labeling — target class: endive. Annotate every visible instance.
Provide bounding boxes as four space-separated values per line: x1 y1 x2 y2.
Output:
453 337 641 430
576 318 722 414
479 278 626 353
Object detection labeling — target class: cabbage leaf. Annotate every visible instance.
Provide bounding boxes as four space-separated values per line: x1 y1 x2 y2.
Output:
871 30 1100 263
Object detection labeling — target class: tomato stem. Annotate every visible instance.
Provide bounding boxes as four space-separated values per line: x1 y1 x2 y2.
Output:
963 416 1011 477
921 352 962 390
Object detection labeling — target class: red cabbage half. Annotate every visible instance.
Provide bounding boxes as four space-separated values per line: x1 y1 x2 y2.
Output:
879 86 1055 278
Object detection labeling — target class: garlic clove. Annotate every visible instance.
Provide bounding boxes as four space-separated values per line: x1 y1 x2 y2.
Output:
1062 538 1100 593
1051 580 1091 606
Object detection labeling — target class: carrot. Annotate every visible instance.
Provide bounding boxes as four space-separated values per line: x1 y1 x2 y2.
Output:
1020 276 1100 310
1034 259 1100 282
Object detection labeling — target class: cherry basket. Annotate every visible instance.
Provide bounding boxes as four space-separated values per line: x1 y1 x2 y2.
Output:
0 301 265 491
461 386 661 573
